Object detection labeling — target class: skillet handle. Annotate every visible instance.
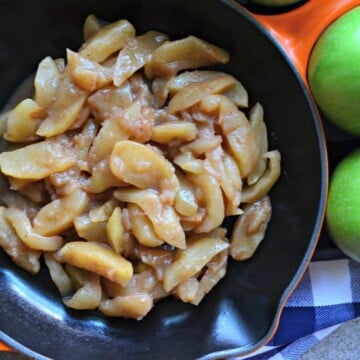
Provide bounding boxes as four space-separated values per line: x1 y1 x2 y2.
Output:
0 343 11 352
247 0 359 86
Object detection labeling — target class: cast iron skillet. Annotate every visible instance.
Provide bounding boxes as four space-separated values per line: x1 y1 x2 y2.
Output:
0 0 327 358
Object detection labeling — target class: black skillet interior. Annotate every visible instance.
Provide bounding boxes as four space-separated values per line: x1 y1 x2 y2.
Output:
0 0 326 359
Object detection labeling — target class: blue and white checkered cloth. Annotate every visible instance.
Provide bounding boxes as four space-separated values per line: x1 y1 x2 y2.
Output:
235 248 360 360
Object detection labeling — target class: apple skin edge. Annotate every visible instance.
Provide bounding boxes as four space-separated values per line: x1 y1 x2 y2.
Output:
327 149 360 263
308 6 360 136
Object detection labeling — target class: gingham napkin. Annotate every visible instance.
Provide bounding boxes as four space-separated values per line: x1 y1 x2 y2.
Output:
235 248 360 360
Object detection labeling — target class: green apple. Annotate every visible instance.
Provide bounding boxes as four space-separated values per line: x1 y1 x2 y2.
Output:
327 148 360 262
248 0 302 6
308 6 360 135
